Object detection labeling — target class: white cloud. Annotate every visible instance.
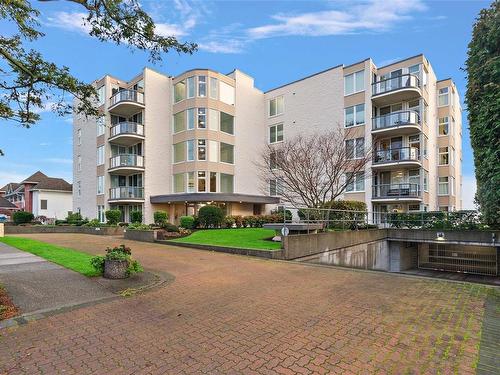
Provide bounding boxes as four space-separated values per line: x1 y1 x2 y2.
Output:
198 39 246 54
0 172 29 188
247 0 427 39
461 175 477 210
46 12 90 34
43 158 73 165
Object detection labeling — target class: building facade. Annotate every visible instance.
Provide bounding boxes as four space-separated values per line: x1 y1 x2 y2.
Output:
73 54 462 223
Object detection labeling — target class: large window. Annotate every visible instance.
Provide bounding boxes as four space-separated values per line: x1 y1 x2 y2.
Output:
97 205 105 223
269 96 284 117
97 146 104 165
197 171 206 192
346 137 364 159
210 77 218 99
220 112 234 134
174 81 186 102
187 108 195 130
198 76 206 97
187 172 195 193
186 76 195 98
438 116 449 136
97 85 106 106
187 140 195 161
439 146 449 165
210 172 217 193
269 179 282 196
97 117 105 136
345 172 364 192
220 142 234 164
269 123 284 143
438 176 449 195
220 174 234 193
173 111 185 133
344 70 364 96
197 108 206 128
173 173 185 193
173 142 186 163
438 87 449 106
197 139 207 161
97 175 104 195
344 104 365 127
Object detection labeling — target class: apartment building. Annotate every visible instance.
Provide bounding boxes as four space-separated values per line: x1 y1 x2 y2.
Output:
73 54 462 223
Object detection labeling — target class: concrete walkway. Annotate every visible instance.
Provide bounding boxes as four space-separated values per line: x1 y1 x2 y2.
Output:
0 242 114 316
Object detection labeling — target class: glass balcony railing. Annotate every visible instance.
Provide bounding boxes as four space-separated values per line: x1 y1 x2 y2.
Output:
372 183 421 199
109 154 144 169
109 187 144 200
373 147 420 164
372 74 420 96
109 90 144 106
110 122 144 138
372 110 420 131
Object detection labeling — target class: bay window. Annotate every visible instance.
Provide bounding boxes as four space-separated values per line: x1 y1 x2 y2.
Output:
220 174 234 193
220 112 234 134
197 139 207 161
186 76 195 98
197 108 206 128
173 142 185 163
438 87 449 106
197 171 206 192
174 111 185 133
198 76 206 97
220 142 234 164
439 147 449 165
174 81 186 102
173 173 185 193
209 77 218 99
438 176 449 195
210 172 217 193
439 116 449 136
187 140 195 161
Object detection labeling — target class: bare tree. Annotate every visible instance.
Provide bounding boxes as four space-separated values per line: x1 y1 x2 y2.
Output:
257 127 371 208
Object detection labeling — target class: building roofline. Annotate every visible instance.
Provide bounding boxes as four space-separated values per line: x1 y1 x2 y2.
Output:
343 57 371 70
265 64 343 93
375 53 424 70
437 77 453 83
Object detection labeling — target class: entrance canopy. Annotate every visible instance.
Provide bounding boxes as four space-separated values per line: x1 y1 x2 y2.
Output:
150 193 280 205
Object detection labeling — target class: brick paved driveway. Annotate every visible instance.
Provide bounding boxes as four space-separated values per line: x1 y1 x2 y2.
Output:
0 234 491 374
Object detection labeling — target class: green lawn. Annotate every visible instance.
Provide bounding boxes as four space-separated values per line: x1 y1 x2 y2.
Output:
169 228 281 250
0 237 100 277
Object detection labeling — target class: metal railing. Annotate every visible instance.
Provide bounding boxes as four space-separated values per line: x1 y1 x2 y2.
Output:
110 122 144 137
373 147 420 164
109 89 144 106
372 110 420 130
109 154 144 169
372 183 421 198
109 187 144 199
372 74 420 95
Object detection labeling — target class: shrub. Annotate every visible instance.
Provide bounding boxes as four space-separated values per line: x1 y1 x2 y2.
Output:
130 210 142 224
105 210 121 225
163 223 179 232
233 215 243 228
84 219 101 227
223 215 235 228
13 211 34 225
197 205 224 228
180 215 196 229
90 244 143 276
271 207 292 221
127 223 150 230
66 212 82 224
153 211 168 227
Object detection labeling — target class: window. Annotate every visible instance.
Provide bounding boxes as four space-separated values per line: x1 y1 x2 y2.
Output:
438 87 449 106
187 140 195 161
269 123 284 143
408 204 420 212
97 146 104 165
220 112 234 134
439 206 449 212
345 172 364 192
173 142 186 163
220 173 234 193
209 141 218 162
197 108 206 128
173 111 185 133
269 96 284 117
346 138 364 159
40 199 47 210
219 81 235 105
439 117 449 136
409 169 420 188
197 139 207 161
220 142 234 164
187 172 195 193
198 76 206 97
424 171 429 192
450 176 455 195
438 176 449 195
197 171 206 192
173 173 185 193
270 150 283 170
174 81 186 102
97 117 105 136
344 70 364 95
344 104 365 127
77 181 81 197
77 155 82 171
77 129 82 145
187 108 195 130
210 172 217 193
269 179 282 196
408 64 420 75
97 205 105 223
423 136 428 158
97 85 105 106
439 147 449 165
186 76 195 98
97 175 104 195
210 77 218 99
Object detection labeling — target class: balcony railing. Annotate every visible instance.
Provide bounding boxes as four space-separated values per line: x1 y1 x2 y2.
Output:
109 89 144 106
372 110 420 131
109 154 144 169
109 187 144 200
372 183 421 199
110 122 144 138
372 74 420 96
373 147 420 164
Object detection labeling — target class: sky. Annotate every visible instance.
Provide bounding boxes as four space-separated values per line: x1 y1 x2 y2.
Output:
0 0 488 208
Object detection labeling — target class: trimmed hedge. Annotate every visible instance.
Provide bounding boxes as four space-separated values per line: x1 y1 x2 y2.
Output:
179 216 196 229
153 211 168 227
105 210 121 225
198 205 224 228
13 211 34 225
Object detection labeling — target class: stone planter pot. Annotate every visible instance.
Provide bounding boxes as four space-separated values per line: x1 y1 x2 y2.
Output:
104 259 129 279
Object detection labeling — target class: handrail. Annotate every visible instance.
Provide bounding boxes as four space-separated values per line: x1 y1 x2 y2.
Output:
109 187 144 199
372 110 420 130
372 183 421 198
109 89 144 106
372 73 420 95
373 146 420 163
109 154 144 168
110 122 144 137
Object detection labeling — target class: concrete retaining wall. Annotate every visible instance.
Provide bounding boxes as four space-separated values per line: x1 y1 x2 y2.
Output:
387 229 500 246
4 225 124 236
124 229 157 243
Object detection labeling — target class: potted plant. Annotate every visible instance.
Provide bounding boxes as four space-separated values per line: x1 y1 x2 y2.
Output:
90 244 143 279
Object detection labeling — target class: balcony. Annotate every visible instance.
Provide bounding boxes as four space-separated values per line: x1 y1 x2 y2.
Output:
372 110 420 136
372 183 421 201
371 74 421 106
109 122 144 145
109 154 144 174
108 90 145 116
372 147 421 169
109 187 144 201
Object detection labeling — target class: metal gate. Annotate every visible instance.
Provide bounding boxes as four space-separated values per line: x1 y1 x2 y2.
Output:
418 243 498 276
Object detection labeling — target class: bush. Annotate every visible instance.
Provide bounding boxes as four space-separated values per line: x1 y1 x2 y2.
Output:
197 205 224 228
66 212 82 224
223 215 235 228
180 215 196 229
130 210 142 223
105 210 121 225
90 244 143 276
127 223 150 230
153 211 168 227
84 219 101 227
271 207 292 221
162 223 179 232
13 211 34 225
